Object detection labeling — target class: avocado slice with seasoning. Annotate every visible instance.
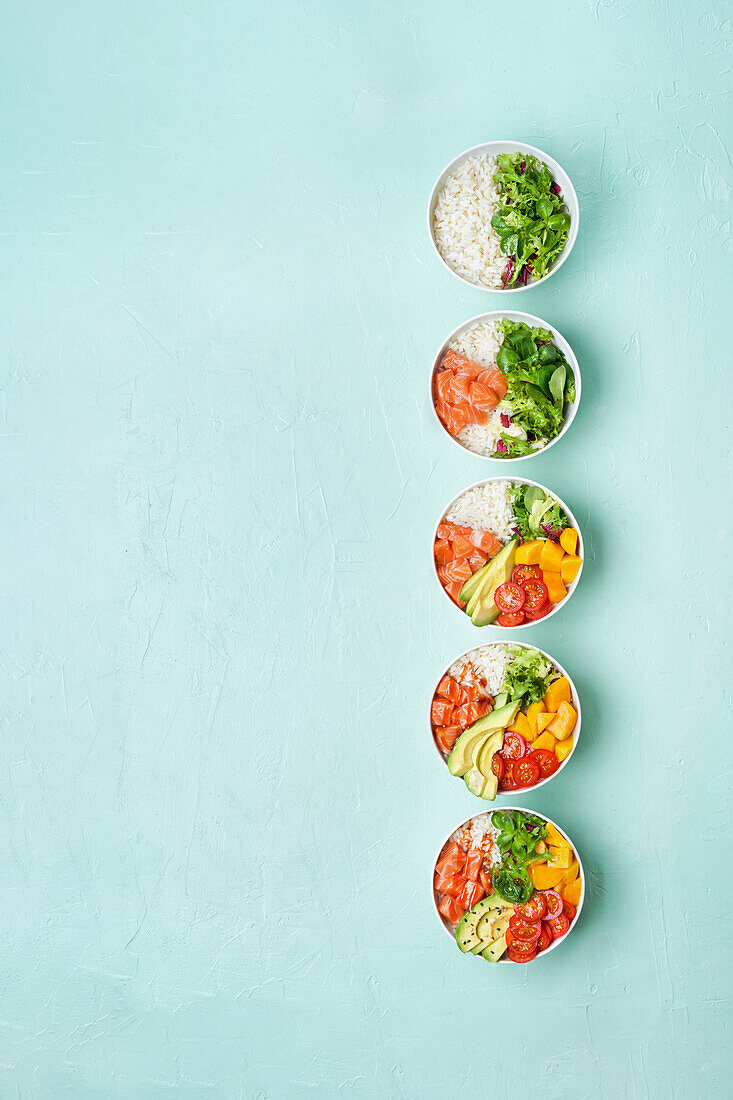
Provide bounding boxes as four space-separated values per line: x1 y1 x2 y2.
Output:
455 895 514 953
482 929 510 962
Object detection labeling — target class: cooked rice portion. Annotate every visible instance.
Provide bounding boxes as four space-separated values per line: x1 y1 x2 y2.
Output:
445 479 515 543
449 319 504 367
449 644 510 699
432 155 508 289
452 813 500 863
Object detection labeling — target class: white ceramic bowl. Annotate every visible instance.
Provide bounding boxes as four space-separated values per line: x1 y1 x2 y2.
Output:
432 476 584 631
430 310 581 463
428 141 580 293
429 641 581 796
432 807 585 963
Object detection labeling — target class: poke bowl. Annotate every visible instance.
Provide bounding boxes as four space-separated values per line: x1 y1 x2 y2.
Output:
431 311 580 461
428 140 579 293
432 476 584 629
430 642 581 800
433 807 585 964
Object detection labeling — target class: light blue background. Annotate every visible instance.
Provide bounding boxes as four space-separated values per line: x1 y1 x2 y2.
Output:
1 1 730 1096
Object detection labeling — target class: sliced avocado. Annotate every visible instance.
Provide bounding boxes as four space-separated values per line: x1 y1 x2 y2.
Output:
494 691 509 709
459 561 492 605
474 730 505 801
482 931 509 962
446 702 519 777
464 766 487 797
455 895 512 953
447 730 491 778
470 539 518 627
465 566 495 618
470 908 512 953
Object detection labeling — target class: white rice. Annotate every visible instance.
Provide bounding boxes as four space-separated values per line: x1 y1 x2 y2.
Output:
453 814 500 863
450 319 504 366
445 479 515 543
449 644 510 699
432 155 508 289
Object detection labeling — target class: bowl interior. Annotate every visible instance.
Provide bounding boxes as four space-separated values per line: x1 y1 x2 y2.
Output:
428 141 579 292
430 309 581 463
432 476 584 631
432 806 585 962
429 641 581 795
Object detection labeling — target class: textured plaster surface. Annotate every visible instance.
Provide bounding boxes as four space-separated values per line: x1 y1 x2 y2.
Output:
0 0 731 1096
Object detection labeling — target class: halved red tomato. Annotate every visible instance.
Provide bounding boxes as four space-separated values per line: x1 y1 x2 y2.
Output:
494 581 526 613
497 611 526 627
516 893 547 923
512 565 542 586
562 900 576 922
547 913 570 938
522 579 549 611
528 748 560 779
501 732 527 760
537 923 553 952
543 890 564 919
491 753 505 780
511 756 540 788
498 763 516 791
508 915 541 943
507 944 537 963
524 600 551 621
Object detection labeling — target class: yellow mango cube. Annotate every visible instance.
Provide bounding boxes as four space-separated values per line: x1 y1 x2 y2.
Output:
562 878 582 907
543 676 572 711
539 538 565 573
526 701 546 738
547 701 577 741
508 712 532 740
555 737 574 763
514 539 543 566
542 571 568 604
530 862 565 890
531 731 556 753
561 554 582 586
548 844 572 869
559 527 578 555
535 712 555 736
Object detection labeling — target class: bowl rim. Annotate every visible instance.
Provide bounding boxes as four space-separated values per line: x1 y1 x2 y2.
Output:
428 639 581 796
427 139 580 294
431 805 586 963
432 475 585 631
429 309 582 463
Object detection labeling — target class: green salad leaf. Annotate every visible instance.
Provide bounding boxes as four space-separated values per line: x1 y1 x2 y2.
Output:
495 319 575 454
490 810 548 904
502 646 559 709
511 482 570 541
494 153 571 286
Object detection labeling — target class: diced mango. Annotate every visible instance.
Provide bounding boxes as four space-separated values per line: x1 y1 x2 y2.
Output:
542 571 568 604
562 877 582 907
555 737 574 763
544 823 565 847
531 731 556 753
561 554 582 586
526 701 546 738
514 539 543 566
530 862 565 890
548 844 572 869
508 712 532 740
543 676 572 711
535 712 555 736
547 701 577 741
558 858 579 886
539 538 565 573
559 527 578 555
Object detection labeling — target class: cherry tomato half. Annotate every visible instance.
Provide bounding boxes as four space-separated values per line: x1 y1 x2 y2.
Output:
547 913 570 938
528 748 560 779
497 611 526 627
507 944 537 963
508 914 541 942
512 565 542 587
491 754 505 780
536 923 553 952
494 581 526 614
511 756 540 788
562 900 576 922
516 893 547 923
498 764 516 791
524 600 551 621
522 579 549 611
543 890 564 919
506 926 537 951
501 733 527 761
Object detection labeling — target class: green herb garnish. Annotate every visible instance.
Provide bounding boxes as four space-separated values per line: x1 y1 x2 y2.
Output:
492 153 571 286
502 646 559 710
494 319 575 453
490 810 548 905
